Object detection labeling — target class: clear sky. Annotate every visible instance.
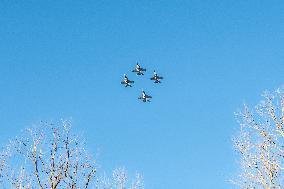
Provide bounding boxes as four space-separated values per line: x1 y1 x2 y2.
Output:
0 0 284 188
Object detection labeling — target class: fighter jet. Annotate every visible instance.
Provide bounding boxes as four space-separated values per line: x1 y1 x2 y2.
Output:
132 63 146 75
138 90 152 102
150 70 163 83
121 74 134 87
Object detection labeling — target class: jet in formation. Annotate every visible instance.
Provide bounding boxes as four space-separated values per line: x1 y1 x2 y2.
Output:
150 70 163 83
132 63 146 75
121 63 165 102
138 90 152 102
121 74 134 87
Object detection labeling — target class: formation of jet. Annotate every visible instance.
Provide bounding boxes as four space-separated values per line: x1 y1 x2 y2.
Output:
138 90 152 102
132 63 146 75
150 70 163 83
121 62 164 102
121 74 134 87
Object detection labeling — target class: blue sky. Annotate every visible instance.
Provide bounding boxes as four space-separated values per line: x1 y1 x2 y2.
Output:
0 0 284 188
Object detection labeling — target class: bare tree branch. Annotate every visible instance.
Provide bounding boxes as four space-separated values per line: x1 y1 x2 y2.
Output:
233 87 284 189
0 120 97 189
0 119 144 189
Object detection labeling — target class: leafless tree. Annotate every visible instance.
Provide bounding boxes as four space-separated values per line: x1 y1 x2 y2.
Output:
95 167 144 189
0 120 144 189
0 120 96 189
233 87 284 189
